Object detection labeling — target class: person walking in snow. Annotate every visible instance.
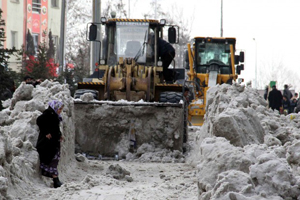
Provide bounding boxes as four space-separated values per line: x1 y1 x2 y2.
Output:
292 93 298 103
282 95 291 115
268 85 283 112
283 84 293 102
36 100 64 188
290 97 297 113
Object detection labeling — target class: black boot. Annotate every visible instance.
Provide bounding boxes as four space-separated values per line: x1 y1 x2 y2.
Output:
53 177 63 188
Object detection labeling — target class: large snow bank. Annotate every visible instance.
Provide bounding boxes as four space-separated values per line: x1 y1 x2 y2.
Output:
0 81 75 199
188 83 300 199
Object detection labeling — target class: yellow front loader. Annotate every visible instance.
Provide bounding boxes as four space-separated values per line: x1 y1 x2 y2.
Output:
73 17 188 157
185 37 245 126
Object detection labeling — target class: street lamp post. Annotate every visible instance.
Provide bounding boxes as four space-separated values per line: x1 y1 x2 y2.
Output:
253 38 257 88
220 0 223 37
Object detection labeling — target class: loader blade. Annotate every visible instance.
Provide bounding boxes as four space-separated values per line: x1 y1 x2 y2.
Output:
74 101 186 157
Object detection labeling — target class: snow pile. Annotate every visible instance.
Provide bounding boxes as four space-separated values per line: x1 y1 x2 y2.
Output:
188 83 300 199
0 81 75 199
106 164 133 182
124 143 185 163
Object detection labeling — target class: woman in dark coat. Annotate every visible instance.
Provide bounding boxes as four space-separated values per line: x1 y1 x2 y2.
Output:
36 100 64 188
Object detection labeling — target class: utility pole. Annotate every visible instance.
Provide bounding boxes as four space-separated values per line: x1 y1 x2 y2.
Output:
220 0 223 37
253 38 257 88
90 0 101 75
59 0 66 75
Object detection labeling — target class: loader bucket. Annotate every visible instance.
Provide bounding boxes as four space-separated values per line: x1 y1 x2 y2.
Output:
74 101 185 158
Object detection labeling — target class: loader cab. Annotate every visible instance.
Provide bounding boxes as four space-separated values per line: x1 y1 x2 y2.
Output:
89 18 177 67
194 37 236 74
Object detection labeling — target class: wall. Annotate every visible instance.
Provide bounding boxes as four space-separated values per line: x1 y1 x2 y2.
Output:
6 0 24 71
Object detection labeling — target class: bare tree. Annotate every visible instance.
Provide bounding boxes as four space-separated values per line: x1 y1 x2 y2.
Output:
258 60 300 92
142 1 194 69
167 4 194 69
65 0 91 81
102 0 127 18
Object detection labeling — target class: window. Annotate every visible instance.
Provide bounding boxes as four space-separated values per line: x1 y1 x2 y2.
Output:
10 0 20 3
11 31 18 48
32 0 41 13
51 0 59 8
32 34 39 54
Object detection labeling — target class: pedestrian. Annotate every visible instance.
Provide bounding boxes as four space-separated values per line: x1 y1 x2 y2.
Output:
36 100 64 188
24 76 42 87
263 85 268 100
295 100 300 113
292 93 298 103
290 98 297 113
283 84 293 102
24 75 33 84
268 85 283 112
282 95 290 115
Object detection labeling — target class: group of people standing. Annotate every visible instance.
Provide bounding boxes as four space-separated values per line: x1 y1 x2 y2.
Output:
266 84 299 114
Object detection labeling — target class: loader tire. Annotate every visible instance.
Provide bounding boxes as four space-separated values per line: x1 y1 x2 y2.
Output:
74 89 99 100
159 92 183 103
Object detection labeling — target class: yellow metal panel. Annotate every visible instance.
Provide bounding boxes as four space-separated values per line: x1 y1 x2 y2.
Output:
78 82 104 85
190 116 204 126
230 44 236 81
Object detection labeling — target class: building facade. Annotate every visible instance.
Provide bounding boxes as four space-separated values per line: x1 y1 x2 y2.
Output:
1 0 62 71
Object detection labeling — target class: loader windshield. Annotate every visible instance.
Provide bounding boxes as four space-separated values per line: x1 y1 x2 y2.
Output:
197 43 231 66
112 22 153 64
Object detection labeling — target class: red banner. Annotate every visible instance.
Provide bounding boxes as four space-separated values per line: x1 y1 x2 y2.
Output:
32 13 40 33
26 0 33 33
41 0 48 39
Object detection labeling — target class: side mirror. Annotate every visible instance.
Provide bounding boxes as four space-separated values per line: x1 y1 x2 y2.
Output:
235 55 239 64
236 66 241 75
236 64 244 75
168 26 176 44
239 51 244 62
240 64 244 70
89 24 97 41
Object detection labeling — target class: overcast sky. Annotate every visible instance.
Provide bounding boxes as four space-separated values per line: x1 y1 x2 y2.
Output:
103 0 300 89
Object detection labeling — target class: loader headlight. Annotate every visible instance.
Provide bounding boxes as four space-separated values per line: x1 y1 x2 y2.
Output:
160 19 166 25
157 61 163 67
101 17 107 24
99 59 105 65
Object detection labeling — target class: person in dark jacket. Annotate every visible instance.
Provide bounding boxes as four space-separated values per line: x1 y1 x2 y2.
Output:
290 97 297 113
263 85 268 100
36 100 64 188
268 85 283 112
283 84 293 102
282 95 290 115
157 38 175 82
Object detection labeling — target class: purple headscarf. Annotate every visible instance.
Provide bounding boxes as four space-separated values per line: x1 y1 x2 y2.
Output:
48 100 64 121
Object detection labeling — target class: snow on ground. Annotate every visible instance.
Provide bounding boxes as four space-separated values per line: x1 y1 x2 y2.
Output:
0 81 300 199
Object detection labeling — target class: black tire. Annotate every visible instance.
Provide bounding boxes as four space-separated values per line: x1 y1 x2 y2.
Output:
159 92 183 103
74 89 99 100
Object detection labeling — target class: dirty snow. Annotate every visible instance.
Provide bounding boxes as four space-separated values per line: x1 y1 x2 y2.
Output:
0 81 300 199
